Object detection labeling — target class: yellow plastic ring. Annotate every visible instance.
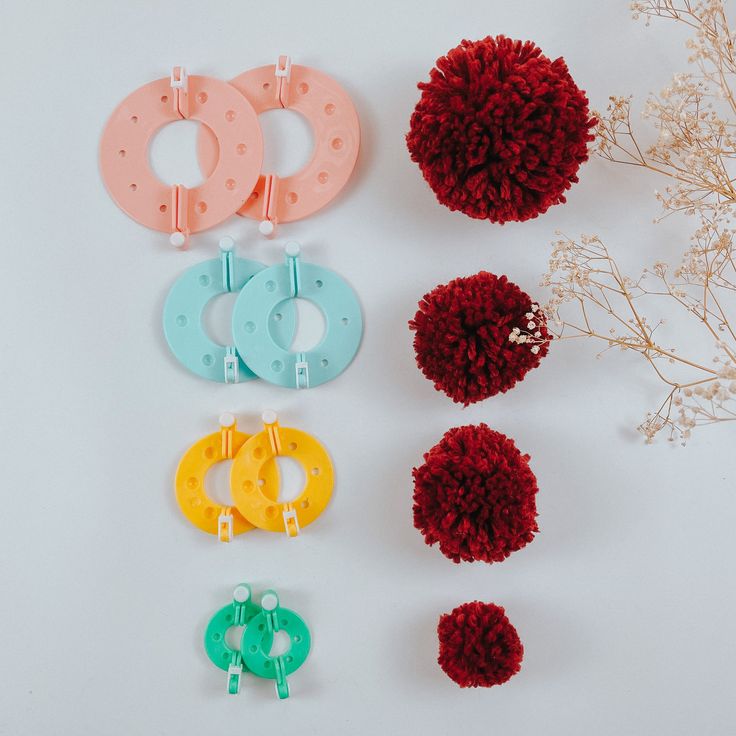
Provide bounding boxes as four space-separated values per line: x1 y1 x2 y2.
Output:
175 414 279 541
230 411 333 537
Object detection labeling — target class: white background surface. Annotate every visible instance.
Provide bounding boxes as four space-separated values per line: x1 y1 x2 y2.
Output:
1 1 734 734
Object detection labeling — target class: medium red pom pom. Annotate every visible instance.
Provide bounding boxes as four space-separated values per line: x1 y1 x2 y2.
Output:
406 36 596 223
438 601 523 687
413 424 538 564
409 271 549 405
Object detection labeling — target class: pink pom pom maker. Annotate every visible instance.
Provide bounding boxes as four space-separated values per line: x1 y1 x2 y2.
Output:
198 56 360 236
99 67 263 248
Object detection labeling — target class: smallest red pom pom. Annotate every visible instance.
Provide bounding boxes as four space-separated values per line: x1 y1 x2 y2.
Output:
438 601 523 687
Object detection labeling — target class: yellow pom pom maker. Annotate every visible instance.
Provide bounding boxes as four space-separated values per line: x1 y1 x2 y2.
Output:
175 413 279 542
230 411 334 537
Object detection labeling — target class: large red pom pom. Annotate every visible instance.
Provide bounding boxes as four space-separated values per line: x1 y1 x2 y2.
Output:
409 271 549 405
406 36 596 223
438 601 523 687
413 424 538 563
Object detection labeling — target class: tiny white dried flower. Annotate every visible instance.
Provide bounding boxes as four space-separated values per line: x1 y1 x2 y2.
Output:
531 345 540 354
527 321 536 329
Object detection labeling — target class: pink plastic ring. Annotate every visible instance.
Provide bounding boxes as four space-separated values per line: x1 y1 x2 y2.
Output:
100 69 263 245
197 57 360 234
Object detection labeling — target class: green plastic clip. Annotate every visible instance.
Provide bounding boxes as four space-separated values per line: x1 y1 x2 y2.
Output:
273 656 289 700
228 653 243 695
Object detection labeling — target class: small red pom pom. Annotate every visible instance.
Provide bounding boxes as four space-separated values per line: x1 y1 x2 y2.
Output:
409 271 549 405
438 601 523 687
406 36 596 223
413 424 538 563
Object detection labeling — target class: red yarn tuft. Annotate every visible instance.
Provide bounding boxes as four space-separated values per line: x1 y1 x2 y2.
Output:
413 424 538 564
438 601 523 687
409 271 549 405
406 36 596 223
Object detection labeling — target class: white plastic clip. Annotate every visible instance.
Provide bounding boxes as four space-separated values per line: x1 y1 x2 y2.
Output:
218 512 233 543
258 220 275 236
275 55 292 108
261 591 279 611
275 55 292 80
170 66 189 119
295 356 309 389
233 584 250 604
219 412 236 429
227 663 242 694
170 65 188 90
224 349 239 384
283 506 300 537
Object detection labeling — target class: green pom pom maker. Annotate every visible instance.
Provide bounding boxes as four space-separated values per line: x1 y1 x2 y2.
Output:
203 584 311 698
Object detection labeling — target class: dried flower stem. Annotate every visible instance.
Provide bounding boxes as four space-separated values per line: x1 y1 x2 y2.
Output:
543 0 736 443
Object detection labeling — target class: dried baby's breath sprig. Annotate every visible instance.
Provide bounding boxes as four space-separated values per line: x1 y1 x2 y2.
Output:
543 230 735 443
545 1 736 443
508 303 546 354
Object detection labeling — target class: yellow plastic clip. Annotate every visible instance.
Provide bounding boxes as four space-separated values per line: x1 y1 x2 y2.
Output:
283 503 300 538
218 508 233 543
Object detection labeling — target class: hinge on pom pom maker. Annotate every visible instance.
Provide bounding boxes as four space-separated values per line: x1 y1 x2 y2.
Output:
284 245 309 390
217 414 238 542
256 56 291 237
262 413 300 537
168 66 192 248
220 241 240 384
226 585 252 693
